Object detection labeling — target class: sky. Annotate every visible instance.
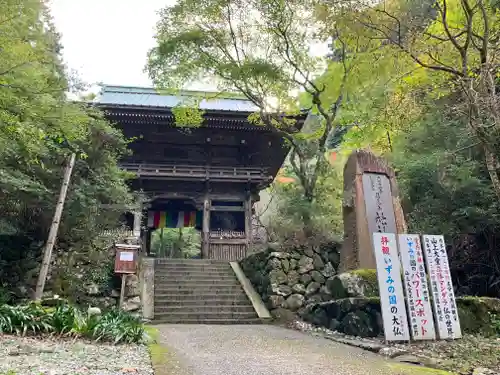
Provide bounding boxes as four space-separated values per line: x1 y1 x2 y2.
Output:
50 0 174 91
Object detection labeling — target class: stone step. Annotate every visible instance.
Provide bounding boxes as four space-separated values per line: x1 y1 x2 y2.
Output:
155 293 250 301
154 305 255 314
154 287 244 295
154 279 241 286
153 312 258 321
155 270 236 279
155 266 233 273
155 259 230 266
155 283 243 290
154 297 252 305
151 318 263 325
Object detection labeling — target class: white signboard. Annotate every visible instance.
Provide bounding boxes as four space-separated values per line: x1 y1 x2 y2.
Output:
398 234 436 340
373 233 410 341
422 235 462 339
119 251 134 262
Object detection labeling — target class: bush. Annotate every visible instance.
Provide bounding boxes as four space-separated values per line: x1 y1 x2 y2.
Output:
0 302 145 344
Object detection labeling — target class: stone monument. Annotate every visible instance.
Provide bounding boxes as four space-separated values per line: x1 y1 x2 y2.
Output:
339 149 407 271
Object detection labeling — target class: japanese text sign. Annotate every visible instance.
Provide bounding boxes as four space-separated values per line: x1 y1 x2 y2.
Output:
362 173 397 239
398 234 436 340
422 235 462 339
373 233 410 341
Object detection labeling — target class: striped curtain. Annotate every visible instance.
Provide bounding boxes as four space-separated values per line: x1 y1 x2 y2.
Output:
147 211 202 229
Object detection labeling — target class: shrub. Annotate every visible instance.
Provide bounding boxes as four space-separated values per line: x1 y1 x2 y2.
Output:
0 302 145 344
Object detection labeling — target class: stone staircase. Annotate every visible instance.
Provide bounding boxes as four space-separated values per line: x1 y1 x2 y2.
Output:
153 259 262 324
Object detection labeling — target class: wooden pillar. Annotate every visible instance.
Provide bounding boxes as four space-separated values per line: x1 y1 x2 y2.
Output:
202 197 210 259
146 229 152 257
244 195 252 255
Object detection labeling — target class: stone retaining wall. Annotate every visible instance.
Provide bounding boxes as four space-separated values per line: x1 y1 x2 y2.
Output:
239 242 342 319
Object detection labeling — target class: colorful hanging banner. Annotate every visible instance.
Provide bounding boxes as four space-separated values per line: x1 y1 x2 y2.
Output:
373 232 410 341
422 235 462 339
398 234 436 340
147 211 201 229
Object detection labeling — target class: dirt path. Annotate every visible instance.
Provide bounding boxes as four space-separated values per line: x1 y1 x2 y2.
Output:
155 324 451 375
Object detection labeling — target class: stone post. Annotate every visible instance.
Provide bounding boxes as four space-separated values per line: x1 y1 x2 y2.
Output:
339 149 407 272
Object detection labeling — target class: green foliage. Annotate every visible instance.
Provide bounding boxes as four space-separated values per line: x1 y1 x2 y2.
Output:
0 302 145 344
0 0 133 298
266 161 343 243
151 228 201 258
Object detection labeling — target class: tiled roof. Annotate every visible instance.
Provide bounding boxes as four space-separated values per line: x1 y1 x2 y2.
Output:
95 85 258 112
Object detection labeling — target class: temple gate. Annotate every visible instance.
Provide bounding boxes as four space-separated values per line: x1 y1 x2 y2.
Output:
95 85 306 261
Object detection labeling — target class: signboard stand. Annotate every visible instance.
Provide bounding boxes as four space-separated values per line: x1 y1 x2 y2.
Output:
119 274 128 309
398 234 436 341
114 243 140 310
372 233 410 341
422 235 462 339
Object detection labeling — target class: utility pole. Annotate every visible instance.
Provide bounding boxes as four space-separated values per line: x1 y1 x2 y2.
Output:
34 153 76 301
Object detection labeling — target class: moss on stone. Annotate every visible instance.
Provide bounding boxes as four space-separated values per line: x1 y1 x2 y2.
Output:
350 269 379 297
456 296 500 336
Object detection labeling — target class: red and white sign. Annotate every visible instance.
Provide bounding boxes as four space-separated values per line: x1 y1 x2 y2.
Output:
398 234 436 340
422 235 461 339
373 233 410 341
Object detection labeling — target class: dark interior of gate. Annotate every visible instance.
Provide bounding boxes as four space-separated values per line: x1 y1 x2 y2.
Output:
95 85 307 261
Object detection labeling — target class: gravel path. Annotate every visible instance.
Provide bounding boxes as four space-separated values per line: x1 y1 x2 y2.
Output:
0 335 153 375
156 324 443 375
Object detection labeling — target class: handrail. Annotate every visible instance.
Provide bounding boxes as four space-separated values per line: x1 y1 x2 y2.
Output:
120 162 272 181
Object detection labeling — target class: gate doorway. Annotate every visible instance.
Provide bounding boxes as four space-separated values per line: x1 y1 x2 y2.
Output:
150 227 201 259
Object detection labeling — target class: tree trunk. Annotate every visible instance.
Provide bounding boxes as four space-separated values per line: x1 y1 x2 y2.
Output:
484 147 500 200
34 153 76 301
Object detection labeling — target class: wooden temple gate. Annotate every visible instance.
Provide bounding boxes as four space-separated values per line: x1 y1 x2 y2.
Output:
94 85 306 261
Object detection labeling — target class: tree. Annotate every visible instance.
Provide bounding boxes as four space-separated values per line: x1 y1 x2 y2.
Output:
341 0 500 197
147 0 354 231
0 0 133 301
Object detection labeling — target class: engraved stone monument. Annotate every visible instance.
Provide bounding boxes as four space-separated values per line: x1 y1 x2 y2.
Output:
339 150 407 271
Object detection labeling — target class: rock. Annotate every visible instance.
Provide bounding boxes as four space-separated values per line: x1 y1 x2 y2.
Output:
326 271 378 299
269 252 290 259
341 310 378 337
286 294 305 311
276 285 293 297
300 273 312 285
379 347 409 358
328 251 341 268
126 274 140 297
267 258 282 271
87 306 102 316
122 296 141 312
111 289 120 298
281 259 290 272
473 368 497 375
313 254 325 270
289 259 298 270
298 256 314 274
272 307 297 322
303 247 315 257
307 307 329 327
269 269 287 284
329 319 340 331
287 270 300 285
85 283 101 296
321 262 336 278
308 294 323 304
311 270 325 283
292 283 306 294
291 252 302 260
267 295 285 309
305 282 321 296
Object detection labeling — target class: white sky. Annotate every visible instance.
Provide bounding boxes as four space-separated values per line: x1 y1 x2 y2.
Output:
49 0 329 95
50 0 174 90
